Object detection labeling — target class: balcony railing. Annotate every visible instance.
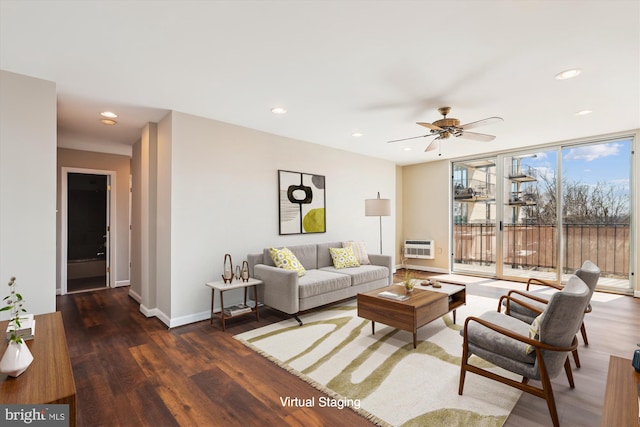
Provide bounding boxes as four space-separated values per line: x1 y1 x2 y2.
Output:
453 223 630 277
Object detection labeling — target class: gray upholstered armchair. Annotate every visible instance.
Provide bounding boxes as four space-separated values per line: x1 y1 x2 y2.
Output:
459 275 592 427
502 260 600 367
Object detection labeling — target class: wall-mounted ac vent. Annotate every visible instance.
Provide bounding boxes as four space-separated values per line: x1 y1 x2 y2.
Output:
404 240 435 259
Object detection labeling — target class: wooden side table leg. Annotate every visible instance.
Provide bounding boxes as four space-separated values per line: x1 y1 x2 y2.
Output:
371 321 375 335
220 290 226 332
254 284 260 323
210 288 215 325
413 332 417 349
453 309 457 324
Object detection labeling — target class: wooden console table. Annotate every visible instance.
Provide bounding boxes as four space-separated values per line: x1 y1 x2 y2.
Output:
0 312 77 427
601 355 639 427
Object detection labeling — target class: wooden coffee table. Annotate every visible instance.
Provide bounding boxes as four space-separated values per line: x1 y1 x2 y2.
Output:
357 283 466 348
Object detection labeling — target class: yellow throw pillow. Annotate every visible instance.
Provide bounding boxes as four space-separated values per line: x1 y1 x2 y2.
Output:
525 312 544 354
329 246 360 269
269 247 306 277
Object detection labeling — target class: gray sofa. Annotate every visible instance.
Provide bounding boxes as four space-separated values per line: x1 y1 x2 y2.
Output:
247 242 392 324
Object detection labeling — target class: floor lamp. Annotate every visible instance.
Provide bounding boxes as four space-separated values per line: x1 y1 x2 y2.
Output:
365 192 391 254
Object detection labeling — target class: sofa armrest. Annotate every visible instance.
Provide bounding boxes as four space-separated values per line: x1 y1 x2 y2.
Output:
253 264 300 314
368 254 393 285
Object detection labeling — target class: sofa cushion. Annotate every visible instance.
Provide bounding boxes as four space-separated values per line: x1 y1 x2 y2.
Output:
319 264 389 286
329 246 360 269
342 241 371 265
316 242 343 268
298 269 351 298
269 247 306 277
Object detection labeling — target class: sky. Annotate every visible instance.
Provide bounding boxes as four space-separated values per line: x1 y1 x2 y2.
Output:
523 138 632 189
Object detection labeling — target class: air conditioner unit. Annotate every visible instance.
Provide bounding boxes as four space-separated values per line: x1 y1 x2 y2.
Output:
404 240 435 259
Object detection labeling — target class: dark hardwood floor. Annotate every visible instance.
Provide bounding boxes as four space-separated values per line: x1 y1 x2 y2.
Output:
56 272 640 427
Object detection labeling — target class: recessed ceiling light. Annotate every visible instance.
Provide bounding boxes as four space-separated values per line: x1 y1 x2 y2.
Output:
351 132 363 137
575 109 593 116
100 119 117 125
403 147 412 151
101 111 118 118
271 107 287 115
555 68 582 80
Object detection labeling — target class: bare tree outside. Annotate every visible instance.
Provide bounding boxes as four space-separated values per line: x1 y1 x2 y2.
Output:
523 177 630 225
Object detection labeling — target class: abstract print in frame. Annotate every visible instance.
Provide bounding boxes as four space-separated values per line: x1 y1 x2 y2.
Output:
278 170 326 235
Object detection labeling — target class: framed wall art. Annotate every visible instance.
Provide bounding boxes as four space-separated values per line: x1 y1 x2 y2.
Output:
278 170 326 235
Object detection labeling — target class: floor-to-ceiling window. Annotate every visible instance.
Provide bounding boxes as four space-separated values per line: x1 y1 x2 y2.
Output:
560 139 632 291
501 149 559 283
451 136 634 292
452 158 497 276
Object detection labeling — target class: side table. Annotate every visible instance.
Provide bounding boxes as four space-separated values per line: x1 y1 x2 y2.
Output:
205 278 262 331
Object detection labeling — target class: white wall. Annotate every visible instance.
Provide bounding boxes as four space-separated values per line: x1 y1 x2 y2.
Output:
152 111 395 327
0 71 57 317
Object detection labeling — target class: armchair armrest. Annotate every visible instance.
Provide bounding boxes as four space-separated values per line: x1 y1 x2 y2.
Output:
499 294 545 316
526 277 562 291
368 254 393 285
253 264 300 314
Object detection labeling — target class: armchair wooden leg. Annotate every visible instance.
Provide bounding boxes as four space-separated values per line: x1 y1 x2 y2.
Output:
572 348 581 368
539 366 560 427
564 357 575 388
458 338 469 395
580 322 588 345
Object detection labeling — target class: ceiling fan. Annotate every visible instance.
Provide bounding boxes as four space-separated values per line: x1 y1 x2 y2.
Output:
389 107 503 153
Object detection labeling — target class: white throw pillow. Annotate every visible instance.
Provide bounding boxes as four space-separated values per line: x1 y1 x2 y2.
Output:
342 241 371 265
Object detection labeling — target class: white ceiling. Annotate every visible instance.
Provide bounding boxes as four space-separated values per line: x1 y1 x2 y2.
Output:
1 0 639 165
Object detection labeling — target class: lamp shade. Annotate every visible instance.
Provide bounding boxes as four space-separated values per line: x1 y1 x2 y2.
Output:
365 193 391 216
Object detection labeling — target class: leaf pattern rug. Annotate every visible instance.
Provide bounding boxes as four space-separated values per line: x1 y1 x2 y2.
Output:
234 294 522 427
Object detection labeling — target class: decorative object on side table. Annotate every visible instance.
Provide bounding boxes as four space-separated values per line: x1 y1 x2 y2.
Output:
0 277 34 377
222 254 234 283
241 261 250 282
632 343 640 372
235 265 241 281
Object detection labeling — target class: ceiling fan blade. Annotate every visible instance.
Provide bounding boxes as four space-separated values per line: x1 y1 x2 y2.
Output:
425 137 441 152
417 122 444 131
459 117 503 130
457 131 496 142
388 134 433 143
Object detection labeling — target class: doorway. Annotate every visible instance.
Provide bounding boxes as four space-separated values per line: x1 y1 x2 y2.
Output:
61 168 116 294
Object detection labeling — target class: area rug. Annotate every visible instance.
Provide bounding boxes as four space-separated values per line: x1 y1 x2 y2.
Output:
234 293 523 427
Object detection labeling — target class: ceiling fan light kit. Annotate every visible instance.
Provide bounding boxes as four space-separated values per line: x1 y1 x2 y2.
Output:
389 106 503 153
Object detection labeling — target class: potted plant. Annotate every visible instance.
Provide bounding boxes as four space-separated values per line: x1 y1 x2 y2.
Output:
0 277 33 377
402 258 415 293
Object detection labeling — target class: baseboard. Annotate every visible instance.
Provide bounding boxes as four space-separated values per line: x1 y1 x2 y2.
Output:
635 289 640 298
56 288 61 296
128 288 142 303
139 304 157 318
115 280 130 288
402 264 450 274
168 311 211 328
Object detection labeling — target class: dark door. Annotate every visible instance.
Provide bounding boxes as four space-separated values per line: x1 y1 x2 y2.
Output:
67 173 108 292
